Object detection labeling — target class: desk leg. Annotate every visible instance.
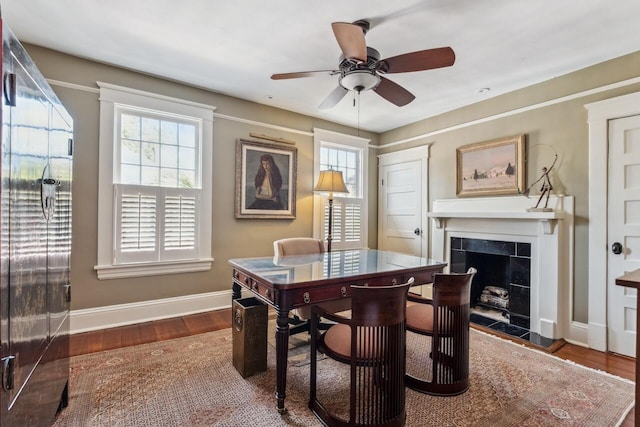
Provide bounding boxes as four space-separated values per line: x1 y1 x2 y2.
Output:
275 307 290 414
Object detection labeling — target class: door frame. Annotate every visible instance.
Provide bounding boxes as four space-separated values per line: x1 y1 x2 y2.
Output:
377 145 430 255
586 91 640 351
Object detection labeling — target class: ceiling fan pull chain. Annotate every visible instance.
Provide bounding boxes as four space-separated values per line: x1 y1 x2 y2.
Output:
357 91 361 137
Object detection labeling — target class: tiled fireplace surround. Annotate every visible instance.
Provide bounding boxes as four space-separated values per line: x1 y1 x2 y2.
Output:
428 195 574 343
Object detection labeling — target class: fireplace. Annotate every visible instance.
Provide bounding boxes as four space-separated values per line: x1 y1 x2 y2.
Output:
428 195 574 344
451 237 532 338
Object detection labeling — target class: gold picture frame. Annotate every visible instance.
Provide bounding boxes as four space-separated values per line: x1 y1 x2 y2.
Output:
235 139 297 219
456 134 526 197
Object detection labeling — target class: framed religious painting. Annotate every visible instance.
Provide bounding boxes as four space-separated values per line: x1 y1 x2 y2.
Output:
235 139 297 219
456 134 526 197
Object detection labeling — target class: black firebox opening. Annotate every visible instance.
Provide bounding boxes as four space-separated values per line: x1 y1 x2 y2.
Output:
467 252 511 323
450 237 557 349
450 237 532 334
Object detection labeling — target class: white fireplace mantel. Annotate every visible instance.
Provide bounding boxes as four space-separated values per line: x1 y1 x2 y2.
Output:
427 211 564 234
429 195 574 340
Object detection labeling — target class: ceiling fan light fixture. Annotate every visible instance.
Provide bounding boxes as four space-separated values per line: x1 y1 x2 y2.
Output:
272 19 455 108
339 70 380 92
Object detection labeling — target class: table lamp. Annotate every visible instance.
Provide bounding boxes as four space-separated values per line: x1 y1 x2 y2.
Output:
314 170 349 252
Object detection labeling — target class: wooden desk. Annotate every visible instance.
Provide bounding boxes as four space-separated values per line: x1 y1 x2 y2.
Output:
615 269 640 424
229 249 446 413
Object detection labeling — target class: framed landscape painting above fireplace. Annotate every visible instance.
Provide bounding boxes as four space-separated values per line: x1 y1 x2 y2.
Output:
456 134 525 197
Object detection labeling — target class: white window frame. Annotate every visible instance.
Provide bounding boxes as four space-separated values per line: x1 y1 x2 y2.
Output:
95 82 214 279
313 128 369 250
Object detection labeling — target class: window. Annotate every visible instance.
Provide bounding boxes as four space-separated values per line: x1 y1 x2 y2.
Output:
313 128 369 250
95 82 214 279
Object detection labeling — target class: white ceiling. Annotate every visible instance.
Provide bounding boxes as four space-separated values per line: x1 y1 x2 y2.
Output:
2 0 640 133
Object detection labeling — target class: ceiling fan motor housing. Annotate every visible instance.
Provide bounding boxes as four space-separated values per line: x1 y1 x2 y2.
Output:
338 47 382 91
338 46 380 70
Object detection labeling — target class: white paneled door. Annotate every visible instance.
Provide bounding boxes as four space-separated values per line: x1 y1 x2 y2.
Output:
378 146 429 257
608 114 640 357
379 161 422 255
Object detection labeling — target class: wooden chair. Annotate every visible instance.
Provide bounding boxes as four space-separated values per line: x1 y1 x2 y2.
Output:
273 238 350 335
405 268 476 396
309 278 413 427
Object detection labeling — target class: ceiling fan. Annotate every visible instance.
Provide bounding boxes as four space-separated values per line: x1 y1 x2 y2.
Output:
271 20 455 109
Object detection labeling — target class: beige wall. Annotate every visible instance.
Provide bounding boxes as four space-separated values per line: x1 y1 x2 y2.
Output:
23 44 378 310
378 50 640 323
24 41 640 325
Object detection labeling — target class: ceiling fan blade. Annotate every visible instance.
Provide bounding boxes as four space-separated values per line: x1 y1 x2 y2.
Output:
378 47 455 74
364 2 430 29
271 70 337 80
331 22 367 62
318 85 349 109
373 76 415 107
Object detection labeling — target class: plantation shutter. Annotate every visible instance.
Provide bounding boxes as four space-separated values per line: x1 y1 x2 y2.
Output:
115 185 199 263
344 203 361 243
121 193 157 252
322 198 364 250
164 195 196 249
115 185 158 263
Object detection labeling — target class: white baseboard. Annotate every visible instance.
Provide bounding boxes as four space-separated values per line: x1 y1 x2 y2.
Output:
566 321 589 347
70 290 237 334
587 321 608 352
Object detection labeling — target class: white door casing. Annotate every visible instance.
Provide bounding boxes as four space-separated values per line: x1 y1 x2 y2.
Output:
606 115 640 357
586 91 640 352
378 145 429 257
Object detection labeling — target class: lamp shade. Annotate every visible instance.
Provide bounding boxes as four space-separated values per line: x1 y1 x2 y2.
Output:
314 170 349 195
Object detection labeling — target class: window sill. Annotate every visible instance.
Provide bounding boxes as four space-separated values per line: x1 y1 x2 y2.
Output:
94 258 214 280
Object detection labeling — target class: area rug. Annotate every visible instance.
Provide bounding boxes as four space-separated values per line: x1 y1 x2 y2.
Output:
53 327 634 426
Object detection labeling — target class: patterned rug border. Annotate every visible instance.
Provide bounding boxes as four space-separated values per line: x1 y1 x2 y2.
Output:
471 329 635 425
55 326 635 426
473 328 636 385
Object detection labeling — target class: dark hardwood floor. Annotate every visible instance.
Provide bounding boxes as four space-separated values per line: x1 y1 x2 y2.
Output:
69 308 635 426
69 309 232 356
